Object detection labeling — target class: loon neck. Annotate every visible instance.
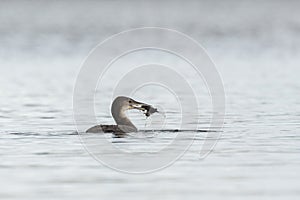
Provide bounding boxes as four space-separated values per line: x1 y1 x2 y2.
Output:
111 107 137 132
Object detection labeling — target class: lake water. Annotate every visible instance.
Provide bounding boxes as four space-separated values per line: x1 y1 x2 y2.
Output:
0 0 300 199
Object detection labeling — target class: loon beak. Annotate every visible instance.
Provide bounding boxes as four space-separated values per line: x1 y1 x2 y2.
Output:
130 100 158 117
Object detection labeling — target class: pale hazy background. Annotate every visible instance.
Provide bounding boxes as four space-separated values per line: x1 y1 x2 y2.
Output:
0 0 299 199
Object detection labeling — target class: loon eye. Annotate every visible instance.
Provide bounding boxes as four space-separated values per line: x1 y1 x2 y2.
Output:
128 100 132 103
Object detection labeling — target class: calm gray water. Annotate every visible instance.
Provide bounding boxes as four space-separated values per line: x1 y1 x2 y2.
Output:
1 0 300 199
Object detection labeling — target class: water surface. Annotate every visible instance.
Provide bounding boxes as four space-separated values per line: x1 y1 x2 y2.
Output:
0 0 300 199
